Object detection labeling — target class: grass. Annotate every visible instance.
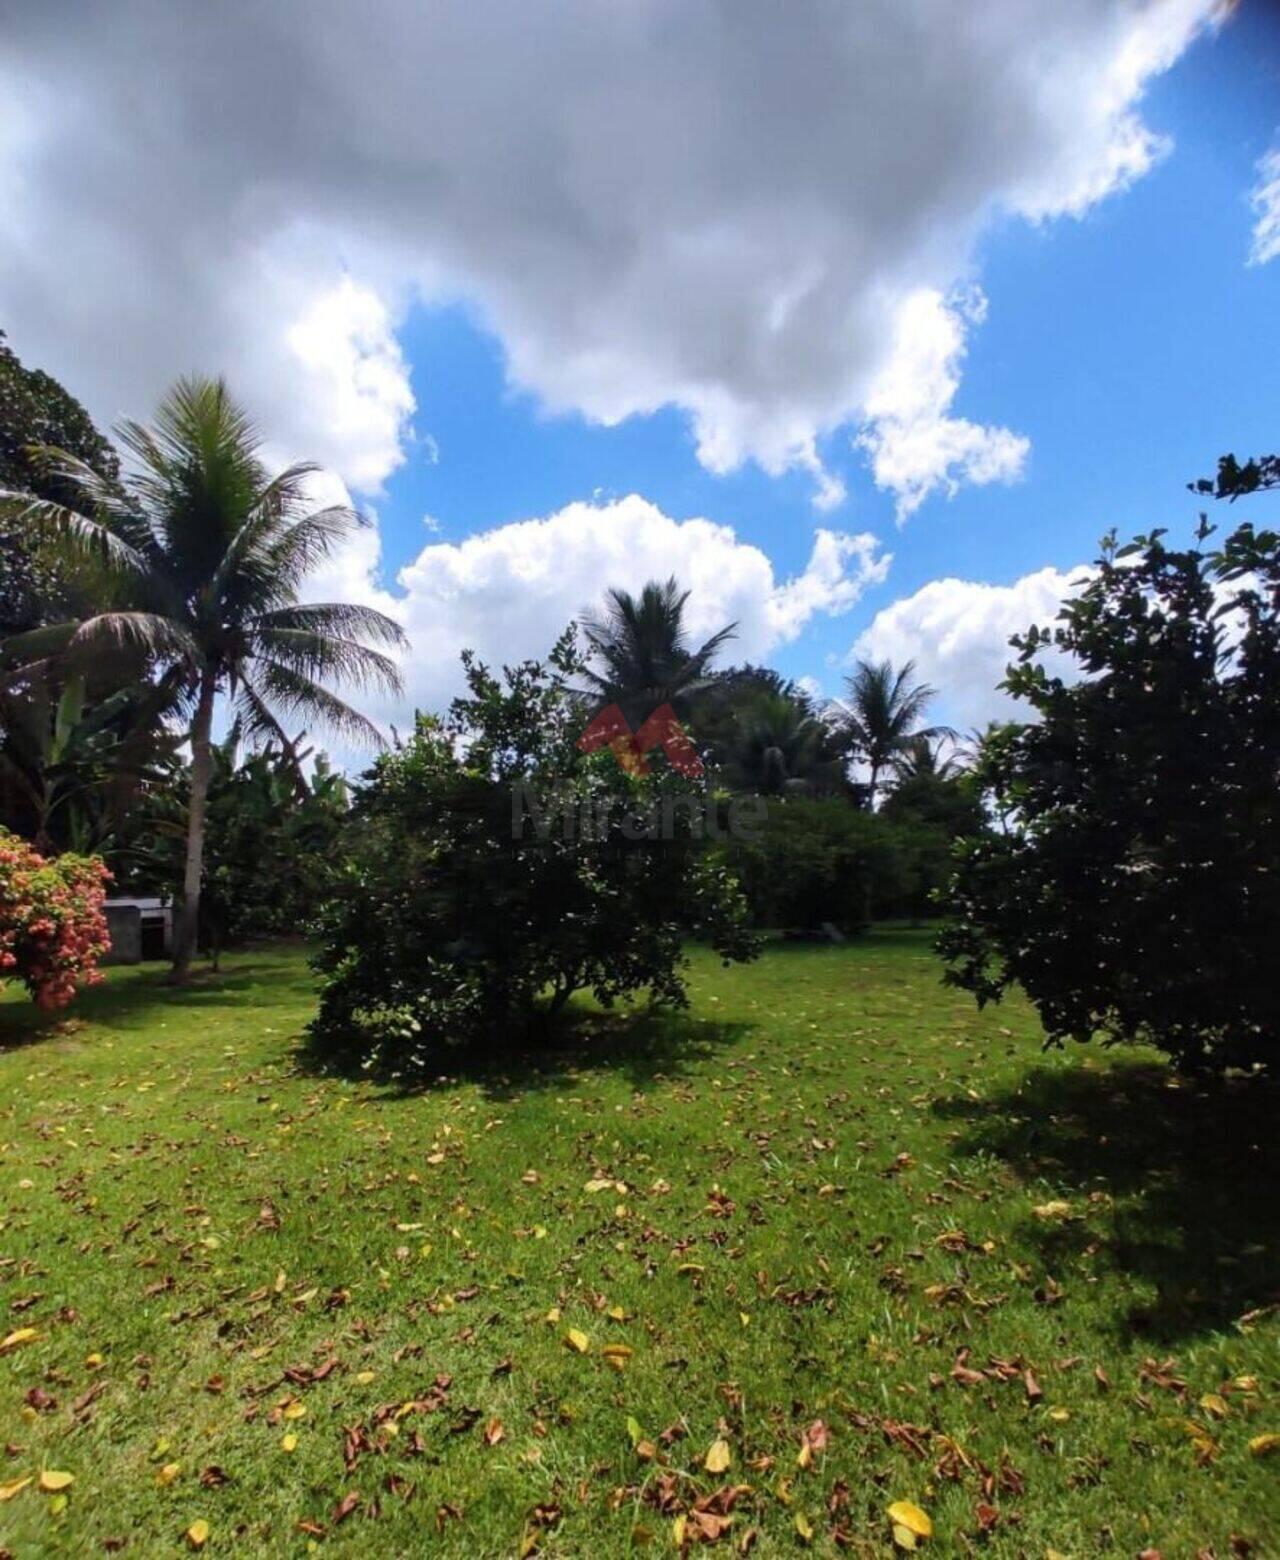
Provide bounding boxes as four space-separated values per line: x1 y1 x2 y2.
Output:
0 933 1275 1557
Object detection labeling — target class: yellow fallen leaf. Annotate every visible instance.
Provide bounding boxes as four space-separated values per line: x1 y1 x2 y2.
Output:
1048 1407 1071 1423
1032 1201 1072 1221
795 1511 814 1543
395 1222 423 1232
0 1327 40 1355
283 1401 307 1420
545 1305 561 1325
281 1433 298 1453
356 1369 376 1384
156 1462 182 1486
38 1470 74 1493
186 1518 210 1549
0 1475 32 1502
1249 1432 1280 1457
602 1343 634 1373
583 1177 612 1194
564 1328 590 1354
893 1527 919 1552
796 1439 813 1469
672 1514 687 1548
704 1437 732 1474
1198 1393 1228 1419
887 1500 932 1540
426 1152 445 1165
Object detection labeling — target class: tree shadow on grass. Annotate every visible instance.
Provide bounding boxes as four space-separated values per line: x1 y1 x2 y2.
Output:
0 956 312 1051
935 1060 1279 1344
299 1002 754 1103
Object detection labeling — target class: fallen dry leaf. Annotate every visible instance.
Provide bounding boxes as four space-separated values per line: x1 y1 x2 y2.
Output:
704 1437 732 1474
888 1499 933 1549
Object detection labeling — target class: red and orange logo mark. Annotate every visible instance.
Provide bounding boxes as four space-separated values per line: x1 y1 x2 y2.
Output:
577 703 704 779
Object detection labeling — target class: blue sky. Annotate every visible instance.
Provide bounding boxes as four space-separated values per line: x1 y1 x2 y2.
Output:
366 3 1280 714
4 0 1278 736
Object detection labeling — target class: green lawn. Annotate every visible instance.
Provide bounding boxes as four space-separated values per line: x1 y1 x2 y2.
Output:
0 936 1275 1557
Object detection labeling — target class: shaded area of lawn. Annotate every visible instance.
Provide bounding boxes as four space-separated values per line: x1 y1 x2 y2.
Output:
0 953 316 1050
939 1060 1280 1344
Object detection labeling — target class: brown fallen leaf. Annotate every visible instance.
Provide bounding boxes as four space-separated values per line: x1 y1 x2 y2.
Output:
333 1490 361 1524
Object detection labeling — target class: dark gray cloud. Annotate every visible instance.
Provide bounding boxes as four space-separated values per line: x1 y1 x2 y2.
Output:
0 0 1223 504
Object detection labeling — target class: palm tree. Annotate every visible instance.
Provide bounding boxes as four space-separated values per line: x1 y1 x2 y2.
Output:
890 732 962 784
580 577 736 725
836 658 949 808
0 377 406 979
726 690 845 796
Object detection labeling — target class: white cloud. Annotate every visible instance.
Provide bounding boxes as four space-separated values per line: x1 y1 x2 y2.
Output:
852 564 1093 730
0 0 1224 510
858 288 1030 518
278 276 415 494
1247 147 1280 266
312 494 887 739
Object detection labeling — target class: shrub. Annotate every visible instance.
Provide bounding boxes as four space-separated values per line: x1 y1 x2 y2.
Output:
719 796 884 932
719 796 969 932
941 513 1280 1074
309 633 758 1075
0 828 111 1009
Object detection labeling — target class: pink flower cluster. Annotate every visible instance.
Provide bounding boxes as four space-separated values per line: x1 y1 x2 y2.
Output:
0 830 112 1011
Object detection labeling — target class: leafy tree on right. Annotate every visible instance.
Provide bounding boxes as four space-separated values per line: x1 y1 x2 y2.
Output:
941 456 1279 1075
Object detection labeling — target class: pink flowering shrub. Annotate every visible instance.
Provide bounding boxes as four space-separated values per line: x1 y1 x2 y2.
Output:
0 829 111 1011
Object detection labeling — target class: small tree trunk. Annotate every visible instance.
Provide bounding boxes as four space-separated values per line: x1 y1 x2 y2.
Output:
170 671 216 983
862 762 880 931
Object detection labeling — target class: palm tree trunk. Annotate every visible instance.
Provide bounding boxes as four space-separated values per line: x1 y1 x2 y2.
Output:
171 671 216 982
862 761 880 932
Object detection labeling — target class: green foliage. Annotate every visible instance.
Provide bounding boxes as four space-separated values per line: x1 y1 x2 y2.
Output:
0 329 119 634
720 796 891 932
0 375 406 975
0 673 176 857
579 575 736 726
201 740 350 955
881 743 984 840
941 509 1280 1073
702 676 846 796
309 631 758 1074
834 657 949 804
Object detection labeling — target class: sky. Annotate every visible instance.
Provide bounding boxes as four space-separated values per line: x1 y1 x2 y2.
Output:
1 0 1278 747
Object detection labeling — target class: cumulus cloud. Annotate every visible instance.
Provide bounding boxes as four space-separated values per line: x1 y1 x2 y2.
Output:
1247 147 1280 266
852 564 1093 730
311 495 888 738
0 0 1224 508
858 288 1030 518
